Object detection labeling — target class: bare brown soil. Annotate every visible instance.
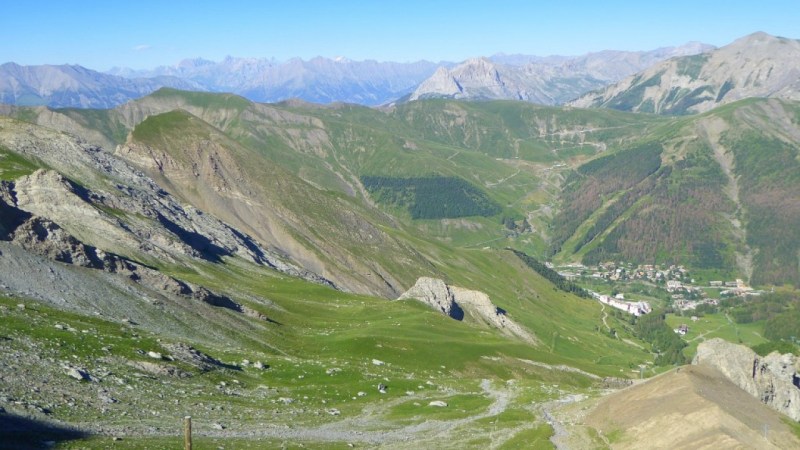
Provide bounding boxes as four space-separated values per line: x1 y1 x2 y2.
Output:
585 365 800 449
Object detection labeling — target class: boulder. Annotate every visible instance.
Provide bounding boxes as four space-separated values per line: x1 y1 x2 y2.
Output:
398 277 537 344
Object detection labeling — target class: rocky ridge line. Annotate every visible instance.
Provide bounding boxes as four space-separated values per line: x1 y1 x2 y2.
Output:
694 338 800 421
0 117 332 287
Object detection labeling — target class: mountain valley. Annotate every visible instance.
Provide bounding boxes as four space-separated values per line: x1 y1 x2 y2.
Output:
1 31 800 449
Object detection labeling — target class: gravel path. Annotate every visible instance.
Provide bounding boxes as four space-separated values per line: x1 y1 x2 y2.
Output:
198 379 515 446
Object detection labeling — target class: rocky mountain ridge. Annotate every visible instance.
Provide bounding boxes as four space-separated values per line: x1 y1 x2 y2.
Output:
0 116 329 286
694 338 800 421
1 41 714 109
570 32 800 114
409 42 714 104
0 63 201 109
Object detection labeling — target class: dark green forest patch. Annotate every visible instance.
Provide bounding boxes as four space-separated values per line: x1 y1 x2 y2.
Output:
361 176 502 219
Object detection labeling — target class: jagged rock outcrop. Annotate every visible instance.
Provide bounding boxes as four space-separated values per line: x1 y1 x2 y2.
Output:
398 277 536 344
694 338 800 421
0 181 247 313
396 277 460 318
409 42 713 105
571 32 800 114
0 117 332 287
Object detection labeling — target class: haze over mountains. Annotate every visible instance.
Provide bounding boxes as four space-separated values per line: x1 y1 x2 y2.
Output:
0 63 202 109
571 32 800 114
1 41 712 108
408 42 712 103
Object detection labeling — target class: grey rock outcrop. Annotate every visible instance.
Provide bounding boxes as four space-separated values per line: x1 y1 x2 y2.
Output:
398 277 536 344
0 117 331 287
694 338 800 421
571 32 800 114
409 42 713 105
0 180 247 313
397 277 459 318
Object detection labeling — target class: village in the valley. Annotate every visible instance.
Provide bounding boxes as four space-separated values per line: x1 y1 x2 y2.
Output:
552 261 764 334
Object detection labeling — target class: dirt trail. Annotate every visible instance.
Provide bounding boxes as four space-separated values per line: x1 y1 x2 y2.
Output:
538 393 587 450
211 378 517 446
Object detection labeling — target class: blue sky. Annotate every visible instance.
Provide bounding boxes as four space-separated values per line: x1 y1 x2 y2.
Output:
3 1 799 70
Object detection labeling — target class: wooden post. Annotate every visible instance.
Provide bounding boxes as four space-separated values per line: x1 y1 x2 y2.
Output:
184 416 192 450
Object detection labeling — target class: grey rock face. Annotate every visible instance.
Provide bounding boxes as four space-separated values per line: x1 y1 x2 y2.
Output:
694 338 800 421
409 42 713 105
397 277 457 317
398 277 536 344
571 32 800 114
0 117 331 287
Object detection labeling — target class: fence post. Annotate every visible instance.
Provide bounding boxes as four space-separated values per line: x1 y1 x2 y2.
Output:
184 416 192 450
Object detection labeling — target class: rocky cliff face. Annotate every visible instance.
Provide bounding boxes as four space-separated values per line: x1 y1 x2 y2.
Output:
0 181 248 314
398 277 536 344
571 32 800 114
409 43 713 105
0 117 330 286
694 338 800 421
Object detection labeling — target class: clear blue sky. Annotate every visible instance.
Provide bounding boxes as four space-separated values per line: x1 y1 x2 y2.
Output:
3 0 798 70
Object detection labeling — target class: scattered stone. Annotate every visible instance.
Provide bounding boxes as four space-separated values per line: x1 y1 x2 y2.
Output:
326 367 342 375
147 351 162 360
64 367 90 381
357 391 367 397
212 422 225 430
328 408 341 416
253 361 266 369
405 391 415 396
278 397 294 404
429 400 448 407
371 359 385 366
378 383 387 394
54 324 65 330
99 394 118 404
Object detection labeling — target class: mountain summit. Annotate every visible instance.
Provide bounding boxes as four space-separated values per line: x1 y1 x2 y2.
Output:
570 32 800 114
408 43 714 104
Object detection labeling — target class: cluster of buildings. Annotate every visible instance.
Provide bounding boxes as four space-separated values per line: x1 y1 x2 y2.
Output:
673 297 719 312
554 261 764 317
588 290 652 316
586 263 692 284
710 279 757 297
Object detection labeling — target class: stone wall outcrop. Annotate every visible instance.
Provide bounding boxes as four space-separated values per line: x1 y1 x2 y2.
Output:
694 338 800 421
398 277 536 344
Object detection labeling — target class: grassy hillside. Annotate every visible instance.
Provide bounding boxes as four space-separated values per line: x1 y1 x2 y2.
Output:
6 92 800 288
551 99 800 287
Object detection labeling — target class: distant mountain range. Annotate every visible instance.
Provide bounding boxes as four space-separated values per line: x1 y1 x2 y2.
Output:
570 32 800 114
3 33 799 113
408 43 713 103
108 57 444 106
0 62 202 109
0 42 712 109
